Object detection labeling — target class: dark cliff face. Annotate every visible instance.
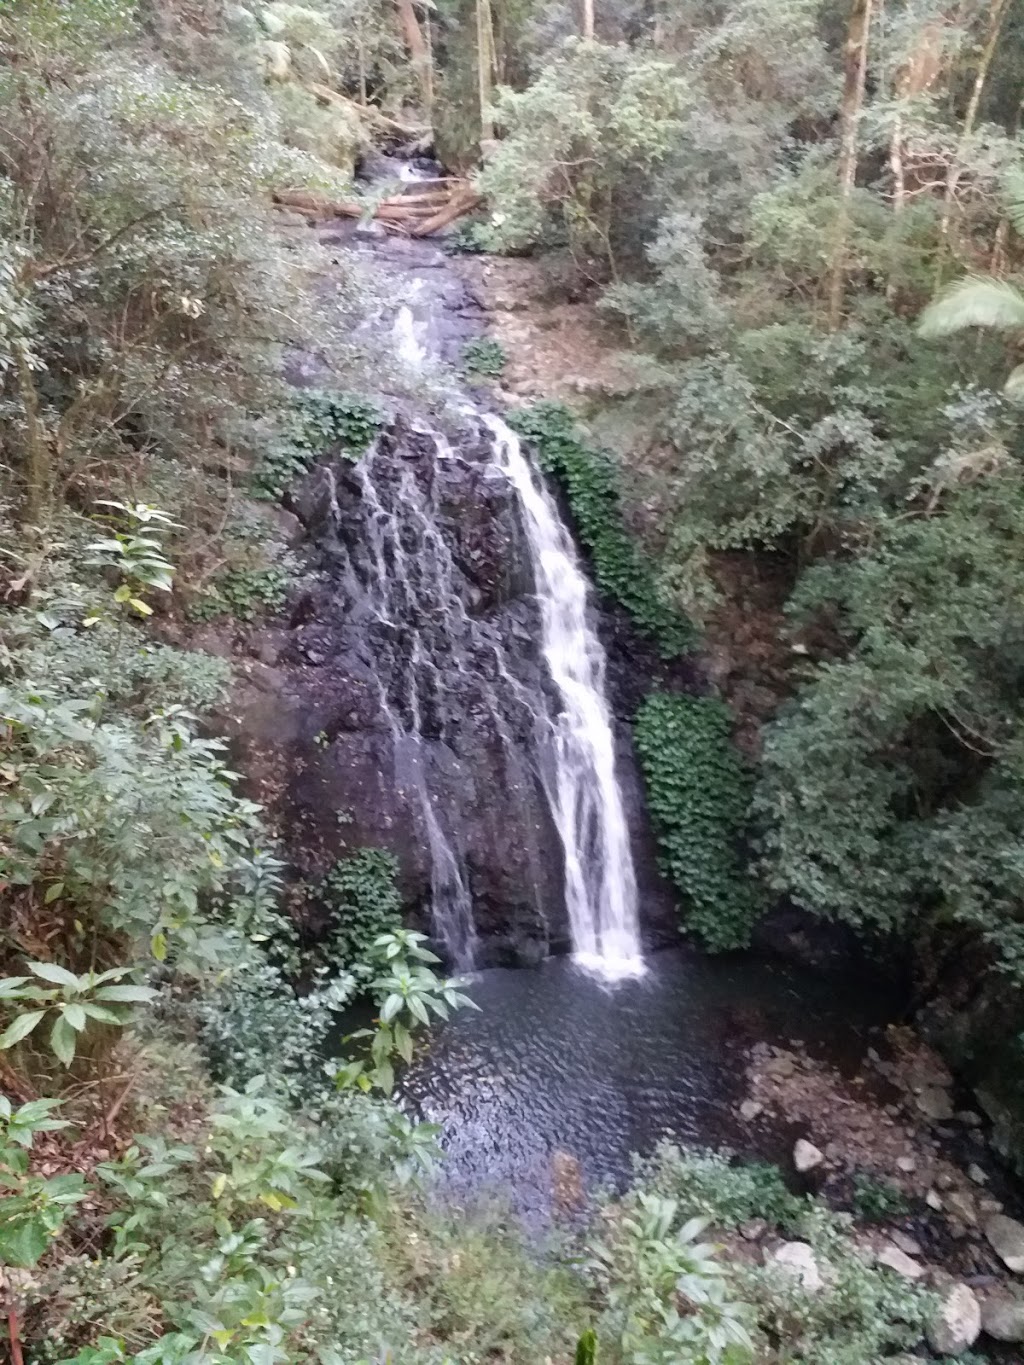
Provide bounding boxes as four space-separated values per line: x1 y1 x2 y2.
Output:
223 412 678 966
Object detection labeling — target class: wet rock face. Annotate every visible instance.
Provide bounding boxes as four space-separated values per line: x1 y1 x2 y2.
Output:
228 414 680 964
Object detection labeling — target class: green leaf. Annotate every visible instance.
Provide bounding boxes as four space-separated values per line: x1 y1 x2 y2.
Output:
93 984 157 1003
44 882 64 904
28 961 81 989
63 1002 87 1032
151 931 168 962
0 1216 50 1267
80 1002 124 1025
50 1013 77 1067
0 1010 46 1048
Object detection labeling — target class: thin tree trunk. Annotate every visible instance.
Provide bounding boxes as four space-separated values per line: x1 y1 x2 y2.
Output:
827 0 873 330
476 0 494 141
582 0 595 40
15 343 48 528
938 0 1011 258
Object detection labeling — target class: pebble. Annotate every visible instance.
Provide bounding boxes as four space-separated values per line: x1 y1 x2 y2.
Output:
739 1100 763 1122
927 1189 944 1211
896 1155 916 1173
890 1230 923 1257
967 1163 989 1185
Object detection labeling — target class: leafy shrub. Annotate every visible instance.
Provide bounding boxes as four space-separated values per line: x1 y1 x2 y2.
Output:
320 847 404 973
254 391 383 501
187 564 291 623
509 403 694 656
636 1143 806 1232
462 337 507 377
635 695 762 950
849 1173 912 1223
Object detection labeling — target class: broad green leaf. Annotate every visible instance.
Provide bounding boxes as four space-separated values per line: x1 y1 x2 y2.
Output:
0 1010 46 1048
44 882 64 904
0 1215 50 1267
50 1013 77 1067
62 1002 87 1032
94 984 157 1003
28 961 81 989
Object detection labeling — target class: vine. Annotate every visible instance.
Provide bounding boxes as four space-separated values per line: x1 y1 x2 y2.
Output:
321 847 404 973
255 390 382 501
635 693 762 951
508 403 694 657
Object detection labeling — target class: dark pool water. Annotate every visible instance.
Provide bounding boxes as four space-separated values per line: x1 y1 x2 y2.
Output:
400 947 899 1216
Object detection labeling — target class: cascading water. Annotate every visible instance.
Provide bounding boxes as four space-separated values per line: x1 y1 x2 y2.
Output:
483 414 644 978
316 224 645 976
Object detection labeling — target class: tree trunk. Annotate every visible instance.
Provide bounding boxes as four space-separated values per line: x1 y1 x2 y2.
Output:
938 0 1012 259
396 0 432 109
582 0 595 40
15 343 48 528
827 0 873 330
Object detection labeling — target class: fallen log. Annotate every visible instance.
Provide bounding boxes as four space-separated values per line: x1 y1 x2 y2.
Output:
272 183 482 237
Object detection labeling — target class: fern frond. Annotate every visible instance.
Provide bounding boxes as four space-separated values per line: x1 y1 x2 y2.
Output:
918 277 1024 338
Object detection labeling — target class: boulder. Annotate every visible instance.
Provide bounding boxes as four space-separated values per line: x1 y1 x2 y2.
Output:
926 1284 981 1356
985 1214 1024 1273
982 1291 1024 1342
793 1139 824 1173
771 1242 823 1292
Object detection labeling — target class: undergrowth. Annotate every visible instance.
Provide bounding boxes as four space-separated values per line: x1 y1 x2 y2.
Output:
254 391 383 502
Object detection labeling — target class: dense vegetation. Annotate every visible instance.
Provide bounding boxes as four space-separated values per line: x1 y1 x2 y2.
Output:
3 0 1024 1359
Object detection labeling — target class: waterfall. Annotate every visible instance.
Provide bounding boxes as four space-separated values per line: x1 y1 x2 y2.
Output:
483 414 645 979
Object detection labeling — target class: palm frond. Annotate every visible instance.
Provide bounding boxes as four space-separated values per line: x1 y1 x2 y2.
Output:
1003 167 1024 239
918 276 1024 338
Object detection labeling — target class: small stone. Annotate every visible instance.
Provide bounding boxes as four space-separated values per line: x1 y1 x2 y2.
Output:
937 1172 957 1191
917 1086 955 1121
890 1230 923 1257
985 1214 1024 1273
739 1100 764 1122
896 1155 917 1174
927 1284 981 1356
771 1242 823 1292
967 1163 989 1185
877 1244 926 1280
947 1190 978 1227
927 1189 944 1211
794 1139 824 1173
957 1110 983 1128
980 1197 1004 1215
740 1218 767 1242
982 1291 1024 1343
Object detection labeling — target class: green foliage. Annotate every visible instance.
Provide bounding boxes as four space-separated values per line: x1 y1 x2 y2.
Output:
509 403 694 656
576 1328 599 1365
849 1173 911 1223
334 930 477 1096
84 503 178 622
589 1192 755 1364
320 847 404 972
462 337 507 378
0 1097 83 1269
635 695 762 951
635 1144 807 1233
0 963 155 1069
188 565 291 623
254 391 383 501
476 39 686 269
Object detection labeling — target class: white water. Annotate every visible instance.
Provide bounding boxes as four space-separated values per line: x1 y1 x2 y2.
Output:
484 414 644 979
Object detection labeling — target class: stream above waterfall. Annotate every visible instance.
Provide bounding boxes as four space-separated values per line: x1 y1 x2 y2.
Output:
400 946 900 1219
